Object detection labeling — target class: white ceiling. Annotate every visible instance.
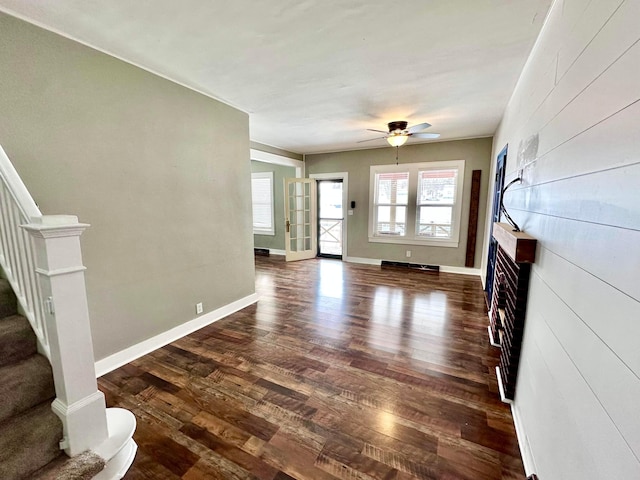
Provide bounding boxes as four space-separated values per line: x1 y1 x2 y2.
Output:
0 1 552 154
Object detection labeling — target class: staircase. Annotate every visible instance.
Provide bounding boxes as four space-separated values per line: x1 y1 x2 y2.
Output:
0 279 107 479
0 144 136 479
0 279 62 478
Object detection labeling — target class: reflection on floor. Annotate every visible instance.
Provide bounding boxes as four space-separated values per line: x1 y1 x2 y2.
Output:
99 255 524 480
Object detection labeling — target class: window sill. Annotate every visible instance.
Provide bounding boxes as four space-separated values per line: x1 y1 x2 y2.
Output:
368 236 459 248
253 231 275 236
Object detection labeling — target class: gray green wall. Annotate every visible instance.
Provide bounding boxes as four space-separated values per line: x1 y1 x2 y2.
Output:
0 13 256 361
250 161 295 251
306 138 492 267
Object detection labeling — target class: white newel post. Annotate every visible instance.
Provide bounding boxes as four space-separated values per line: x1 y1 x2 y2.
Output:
22 215 109 457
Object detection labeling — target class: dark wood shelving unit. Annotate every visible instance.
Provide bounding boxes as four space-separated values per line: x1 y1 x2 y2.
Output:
488 223 537 402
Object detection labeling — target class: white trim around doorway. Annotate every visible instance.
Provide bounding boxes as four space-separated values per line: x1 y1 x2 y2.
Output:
309 172 349 259
250 148 304 178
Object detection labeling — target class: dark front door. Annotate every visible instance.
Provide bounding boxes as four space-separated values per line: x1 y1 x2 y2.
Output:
485 145 507 306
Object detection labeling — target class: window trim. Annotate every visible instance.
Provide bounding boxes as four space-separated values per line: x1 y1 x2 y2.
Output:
368 160 465 248
251 171 275 236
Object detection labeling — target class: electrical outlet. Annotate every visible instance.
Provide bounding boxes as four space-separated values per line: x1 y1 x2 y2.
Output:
196 302 203 314
406 250 411 258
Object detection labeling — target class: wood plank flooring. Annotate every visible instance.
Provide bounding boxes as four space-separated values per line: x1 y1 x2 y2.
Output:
99 256 525 480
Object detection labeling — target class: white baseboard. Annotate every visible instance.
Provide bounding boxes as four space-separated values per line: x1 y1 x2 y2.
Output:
511 401 537 476
269 249 286 256
439 265 482 276
94 292 259 377
344 256 382 265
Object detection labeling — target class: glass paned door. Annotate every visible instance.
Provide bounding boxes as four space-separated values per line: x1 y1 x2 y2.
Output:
318 180 343 258
285 178 317 262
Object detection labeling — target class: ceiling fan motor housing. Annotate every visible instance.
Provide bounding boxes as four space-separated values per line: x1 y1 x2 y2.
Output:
388 121 408 133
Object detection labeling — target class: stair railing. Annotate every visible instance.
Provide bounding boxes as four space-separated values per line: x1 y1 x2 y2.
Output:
0 146 46 352
0 144 108 456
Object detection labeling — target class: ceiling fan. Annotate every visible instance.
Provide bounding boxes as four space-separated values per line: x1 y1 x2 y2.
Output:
359 120 440 147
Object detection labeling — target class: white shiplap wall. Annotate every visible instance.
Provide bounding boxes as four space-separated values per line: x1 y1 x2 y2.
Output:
483 0 640 478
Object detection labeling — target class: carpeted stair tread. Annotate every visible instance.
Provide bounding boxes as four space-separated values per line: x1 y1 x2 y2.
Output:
0 354 55 424
33 450 106 480
0 278 17 318
0 401 63 480
0 314 37 367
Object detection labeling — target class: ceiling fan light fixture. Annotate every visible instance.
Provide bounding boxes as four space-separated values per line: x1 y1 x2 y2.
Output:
360 120 438 147
387 135 409 147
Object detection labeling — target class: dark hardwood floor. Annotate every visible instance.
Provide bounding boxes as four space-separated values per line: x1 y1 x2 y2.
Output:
99 255 524 480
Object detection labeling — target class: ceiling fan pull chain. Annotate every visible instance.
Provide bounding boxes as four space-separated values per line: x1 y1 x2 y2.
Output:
396 146 399 165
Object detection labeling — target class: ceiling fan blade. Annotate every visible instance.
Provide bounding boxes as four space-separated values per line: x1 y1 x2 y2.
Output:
411 132 441 139
357 136 388 143
407 122 432 133
367 129 389 134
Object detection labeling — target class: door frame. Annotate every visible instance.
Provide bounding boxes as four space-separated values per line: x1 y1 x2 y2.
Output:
485 145 507 307
309 172 349 260
316 179 344 259
250 149 304 177
250 149 304 256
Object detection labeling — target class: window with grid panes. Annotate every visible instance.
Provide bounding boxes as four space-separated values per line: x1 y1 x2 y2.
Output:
372 171 409 236
368 160 465 247
417 169 457 239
